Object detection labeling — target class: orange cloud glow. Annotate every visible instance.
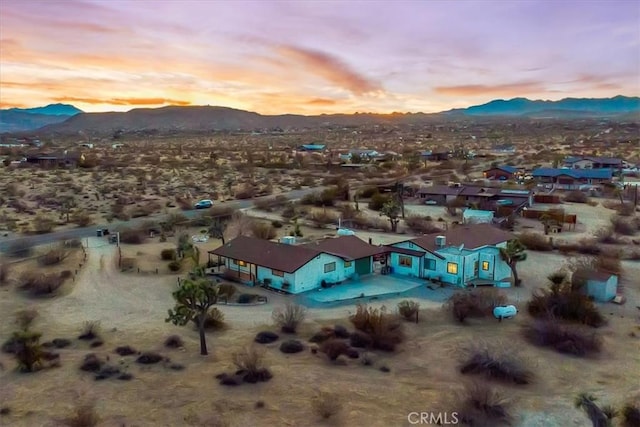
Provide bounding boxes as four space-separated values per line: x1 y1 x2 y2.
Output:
433 82 544 97
51 96 192 106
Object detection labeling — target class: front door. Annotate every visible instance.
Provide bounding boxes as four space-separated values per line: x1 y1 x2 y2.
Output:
355 257 371 275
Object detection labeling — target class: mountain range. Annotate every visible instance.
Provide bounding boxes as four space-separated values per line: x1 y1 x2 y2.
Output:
1 96 638 135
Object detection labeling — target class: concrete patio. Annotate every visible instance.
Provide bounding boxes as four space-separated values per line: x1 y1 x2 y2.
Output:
302 274 427 304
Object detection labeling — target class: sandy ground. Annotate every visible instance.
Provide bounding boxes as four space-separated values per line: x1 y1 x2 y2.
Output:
1 237 640 427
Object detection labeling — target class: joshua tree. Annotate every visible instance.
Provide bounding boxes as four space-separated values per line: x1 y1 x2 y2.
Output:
574 393 615 427
380 199 401 233
500 239 527 287
166 278 224 355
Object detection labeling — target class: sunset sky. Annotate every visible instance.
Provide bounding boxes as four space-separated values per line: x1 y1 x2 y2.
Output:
1 0 639 114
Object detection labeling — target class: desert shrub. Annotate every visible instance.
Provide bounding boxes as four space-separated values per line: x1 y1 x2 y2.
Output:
312 391 343 420
11 330 45 372
19 271 65 296
253 195 288 211
447 289 506 324
349 330 373 348
309 327 337 344
0 262 9 285
271 220 283 228
333 325 350 339
611 215 637 236
232 346 272 383
368 193 391 211
518 232 553 251
272 303 307 333
71 211 93 227
398 300 420 322
161 248 177 261
38 247 68 266
527 285 605 327
564 191 589 203
456 382 511 427
136 351 163 364
78 321 101 341
167 260 182 272
320 339 350 361
459 343 532 385
5 239 33 258
358 186 379 198
621 403 640 427
51 338 71 349
281 203 297 219
251 222 277 240
15 308 38 330
114 345 137 356
90 340 103 348
164 335 184 348
404 215 442 234
237 293 256 304
254 331 279 344
279 339 304 354
118 228 146 244
32 215 55 234
61 403 99 427
348 305 404 351
522 319 602 357
307 209 338 228
192 307 225 330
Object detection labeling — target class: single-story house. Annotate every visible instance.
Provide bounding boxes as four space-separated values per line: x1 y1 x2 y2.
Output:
491 144 516 154
25 152 83 168
463 209 494 224
483 165 520 181
420 151 451 161
572 269 618 302
301 235 384 277
389 223 516 287
562 156 623 170
416 185 462 204
299 144 326 152
532 168 613 190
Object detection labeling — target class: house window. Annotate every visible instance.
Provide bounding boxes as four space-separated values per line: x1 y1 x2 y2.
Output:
237 260 247 267
324 262 336 273
447 262 458 274
344 261 352 268
424 258 436 270
399 256 412 267
272 270 284 277
482 261 490 271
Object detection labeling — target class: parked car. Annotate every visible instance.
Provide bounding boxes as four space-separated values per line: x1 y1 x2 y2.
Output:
194 199 213 209
493 305 518 321
424 199 438 205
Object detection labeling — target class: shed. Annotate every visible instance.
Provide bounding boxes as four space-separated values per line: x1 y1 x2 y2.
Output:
572 269 618 302
463 209 494 224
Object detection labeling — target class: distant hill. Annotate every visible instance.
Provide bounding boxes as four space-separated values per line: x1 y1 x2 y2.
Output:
5 96 639 136
448 95 640 117
1 103 83 133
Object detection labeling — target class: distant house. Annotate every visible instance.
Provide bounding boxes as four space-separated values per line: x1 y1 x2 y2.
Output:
532 168 613 189
483 165 520 181
463 209 494 224
572 269 618 302
416 184 462 204
417 185 532 209
25 151 82 168
389 223 515 287
491 144 516 154
562 156 623 170
420 151 451 161
298 144 326 152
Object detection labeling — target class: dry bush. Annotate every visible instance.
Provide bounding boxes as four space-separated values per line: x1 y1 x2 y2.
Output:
397 300 420 322
556 238 602 255
622 403 640 427
253 195 288 211
349 305 404 351
563 191 590 203
232 346 272 383
593 227 618 244
71 211 93 227
459 343 532 385
61 402 99 427
272 303 307 333
518 232 553 251
78 321 101 341
570 254 623 279
15 308 39 330
0 262 9 285
527 280 604 327
175 196 193 211
312 391 343 420
32 215 55 234
455 382 512 427
251 222 277 240
38 247 69 266
193 307 226 330
160 248 177 261
404 215 442 234
319 339 350 361
522 319 602 357
447 289 507 324
306 209 338 228
19 271 65 296
235 184 257 200
611 215 638 236
118 228 147 244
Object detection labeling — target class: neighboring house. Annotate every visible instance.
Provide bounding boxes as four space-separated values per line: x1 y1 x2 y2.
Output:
572 269 618 302
420 151 451 161
417 185 532 210
463 209 494 224
389 223 515 287
491 144 516 154
416 184 462 205
532 168 613 189
562 156 623 170
298 144 326 152
483 165 520 181
25 152 82 168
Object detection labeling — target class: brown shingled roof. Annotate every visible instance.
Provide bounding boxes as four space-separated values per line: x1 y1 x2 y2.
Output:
409 223 515 251
209 236 322 273
302 235 384 260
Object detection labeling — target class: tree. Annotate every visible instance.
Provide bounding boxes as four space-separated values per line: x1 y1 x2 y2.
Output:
166 278 224 355
380 199 401 232
59 197 77 223
500 239 527 287
12 330 44 372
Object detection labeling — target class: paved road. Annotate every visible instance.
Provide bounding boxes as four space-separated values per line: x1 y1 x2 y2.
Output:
0 187 320 253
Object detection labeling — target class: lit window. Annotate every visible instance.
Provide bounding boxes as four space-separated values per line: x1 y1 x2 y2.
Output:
482 261 489 271
399 256 412 267
237 260 247 267
447 262 458 274
424 259 436 270
272 270 284 277
344 261 352 268
324 262 336 273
